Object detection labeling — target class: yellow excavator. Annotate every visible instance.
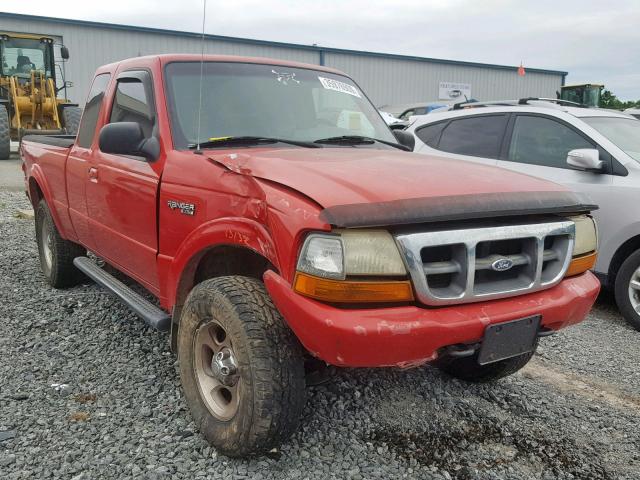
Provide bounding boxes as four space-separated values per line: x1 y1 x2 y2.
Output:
0 32 82 159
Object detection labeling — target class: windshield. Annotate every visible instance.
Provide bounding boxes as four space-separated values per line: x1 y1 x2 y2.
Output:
582 116 640 161
583 87 601 107
164 62 395 149
0 37 52 77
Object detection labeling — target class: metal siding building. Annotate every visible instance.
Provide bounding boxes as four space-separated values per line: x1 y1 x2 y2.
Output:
0 12 567 108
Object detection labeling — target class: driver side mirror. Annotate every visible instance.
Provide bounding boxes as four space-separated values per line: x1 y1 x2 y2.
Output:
393 129 415 151
99 122 160 161
566 148 603 171
60 46 70 60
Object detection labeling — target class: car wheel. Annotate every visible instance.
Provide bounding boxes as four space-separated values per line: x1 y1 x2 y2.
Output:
35 200 86 288
177 276 306 457
614 248 640 331
435 340 538 383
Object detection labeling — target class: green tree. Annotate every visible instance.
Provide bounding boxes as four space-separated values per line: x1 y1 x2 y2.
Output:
599 90 640 110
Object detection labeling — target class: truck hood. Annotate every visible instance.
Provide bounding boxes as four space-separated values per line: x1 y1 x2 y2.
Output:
209 148 595 227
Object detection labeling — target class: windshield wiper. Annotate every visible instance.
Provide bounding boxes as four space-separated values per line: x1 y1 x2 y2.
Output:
189 136 320 149
313 135 410 151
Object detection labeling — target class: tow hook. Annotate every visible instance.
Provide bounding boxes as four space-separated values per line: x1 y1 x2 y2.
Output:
440 326 557 360
537 328 556 337
441 343 480 359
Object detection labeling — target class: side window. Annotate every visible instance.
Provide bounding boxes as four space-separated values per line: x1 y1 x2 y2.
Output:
437 114 508 158
109 75 155 138
415 122 446 148
76 73 111 148
508 115 593 168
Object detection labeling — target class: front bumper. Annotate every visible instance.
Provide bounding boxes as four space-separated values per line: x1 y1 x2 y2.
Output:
263 271 600 368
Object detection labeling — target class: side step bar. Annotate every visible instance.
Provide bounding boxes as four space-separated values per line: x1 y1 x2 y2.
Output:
73 257 171 331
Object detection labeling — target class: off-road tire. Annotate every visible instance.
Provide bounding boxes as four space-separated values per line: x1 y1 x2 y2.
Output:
614 248 640 331
61 106 83 136
436 340 538 383
0 104 10 160
35 200 86 288
178 276 306 457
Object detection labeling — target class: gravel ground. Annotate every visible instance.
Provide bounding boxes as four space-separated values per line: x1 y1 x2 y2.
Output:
1 189 639 480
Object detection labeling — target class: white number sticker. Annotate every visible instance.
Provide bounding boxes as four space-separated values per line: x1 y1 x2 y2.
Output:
318 77 361 98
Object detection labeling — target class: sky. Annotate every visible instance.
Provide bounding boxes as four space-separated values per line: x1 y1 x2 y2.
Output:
3 0 640 99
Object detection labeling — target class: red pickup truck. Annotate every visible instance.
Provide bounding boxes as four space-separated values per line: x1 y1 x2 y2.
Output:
21 54 600 457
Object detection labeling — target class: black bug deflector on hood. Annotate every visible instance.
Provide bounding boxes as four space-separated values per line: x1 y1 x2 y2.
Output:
318 191 598 228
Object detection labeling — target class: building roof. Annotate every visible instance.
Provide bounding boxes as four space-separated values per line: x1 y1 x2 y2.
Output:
0 11 568 77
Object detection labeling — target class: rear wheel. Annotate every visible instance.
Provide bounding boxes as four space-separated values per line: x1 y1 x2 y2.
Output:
61 106 82 136
614 249 640 331
435 341 538 383
178 276 306 457
35 200 86 288
0 104 10 160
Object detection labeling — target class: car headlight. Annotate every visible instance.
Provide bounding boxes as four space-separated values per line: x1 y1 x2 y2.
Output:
566 215 598 277
294 230 413 303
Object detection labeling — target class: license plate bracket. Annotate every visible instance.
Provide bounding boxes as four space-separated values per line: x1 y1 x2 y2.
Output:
477 315 541 365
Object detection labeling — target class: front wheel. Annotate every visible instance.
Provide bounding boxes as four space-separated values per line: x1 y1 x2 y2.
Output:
614 248 640 331
177 276 306 457
435 340 538 383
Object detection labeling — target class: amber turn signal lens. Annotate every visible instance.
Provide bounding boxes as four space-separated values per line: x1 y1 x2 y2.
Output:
293 272 414 303
566 251 597 277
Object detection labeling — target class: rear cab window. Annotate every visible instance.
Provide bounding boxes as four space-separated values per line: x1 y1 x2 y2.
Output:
76 73 111 148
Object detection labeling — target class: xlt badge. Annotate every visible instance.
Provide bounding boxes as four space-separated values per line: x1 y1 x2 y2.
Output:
167 200 195 216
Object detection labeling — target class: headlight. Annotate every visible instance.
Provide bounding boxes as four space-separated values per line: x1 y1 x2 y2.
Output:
297 234 345 280
297 230 407 280
572 215 597 256
566 215 598 277
294 230 413 303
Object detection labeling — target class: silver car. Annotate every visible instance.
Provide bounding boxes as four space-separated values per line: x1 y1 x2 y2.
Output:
407 99 640 330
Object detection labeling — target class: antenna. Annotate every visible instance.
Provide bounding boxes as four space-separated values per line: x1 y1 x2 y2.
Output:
195 0 207 153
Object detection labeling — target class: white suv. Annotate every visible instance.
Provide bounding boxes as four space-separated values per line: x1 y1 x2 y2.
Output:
407 99 640 330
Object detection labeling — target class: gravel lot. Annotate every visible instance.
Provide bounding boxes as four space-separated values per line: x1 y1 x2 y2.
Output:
1 188 639 480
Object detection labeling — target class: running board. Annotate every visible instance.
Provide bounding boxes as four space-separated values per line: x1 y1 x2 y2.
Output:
73 257 170 331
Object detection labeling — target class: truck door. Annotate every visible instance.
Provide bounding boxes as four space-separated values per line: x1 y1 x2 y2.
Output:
66 73 112 251
86 70 162 292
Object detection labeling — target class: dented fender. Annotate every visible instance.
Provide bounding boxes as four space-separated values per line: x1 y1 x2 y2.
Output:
165 217 279 307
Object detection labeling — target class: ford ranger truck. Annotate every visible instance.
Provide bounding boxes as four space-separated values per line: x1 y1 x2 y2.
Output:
20 54 600 457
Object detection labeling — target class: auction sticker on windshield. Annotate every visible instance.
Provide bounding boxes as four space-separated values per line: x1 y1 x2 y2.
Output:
318 77 361 98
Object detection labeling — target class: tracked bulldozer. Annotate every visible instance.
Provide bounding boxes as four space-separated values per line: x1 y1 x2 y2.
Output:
0 32 82 159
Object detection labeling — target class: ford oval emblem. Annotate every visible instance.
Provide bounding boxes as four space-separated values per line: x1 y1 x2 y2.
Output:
491 258 514 272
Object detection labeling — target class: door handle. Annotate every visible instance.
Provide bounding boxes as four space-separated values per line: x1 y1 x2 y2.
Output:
88 167 98 183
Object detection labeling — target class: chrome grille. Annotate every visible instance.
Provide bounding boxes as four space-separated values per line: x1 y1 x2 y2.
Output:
395 221 575 306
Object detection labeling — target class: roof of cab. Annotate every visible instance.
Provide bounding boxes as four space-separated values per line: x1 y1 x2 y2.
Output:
96 53 346 77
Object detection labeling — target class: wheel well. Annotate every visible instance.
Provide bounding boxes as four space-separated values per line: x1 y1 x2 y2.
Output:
28 177 43 208
171 245 277 351
608 235 640 286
